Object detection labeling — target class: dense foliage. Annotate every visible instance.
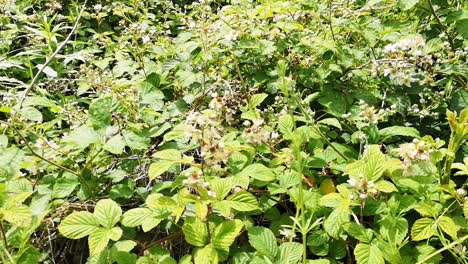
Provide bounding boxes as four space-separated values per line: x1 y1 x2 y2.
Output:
0 0 467 263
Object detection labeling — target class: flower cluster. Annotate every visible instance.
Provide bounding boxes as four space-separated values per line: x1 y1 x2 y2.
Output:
241 118 272 145
343 100 396 128
398 138 435 174
371 35 443 87
347 175 378 200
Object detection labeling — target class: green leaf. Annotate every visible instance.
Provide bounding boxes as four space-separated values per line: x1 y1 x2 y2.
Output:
354 243 385 264
123 130 150 150
19 106 42 122
64 126 101 149
94 199 122 229
455 19 468 39
1 205 32 227
104 135 126 154
88 228 111 256
52 175 79 199
163 123 191 142
152 149 182 161
226 191 259 212
438 216 459 239
319 193 342 208
249 93 268 108
148 161 174 180
237 163 276 182
345 145 386 181
399 0 420 10
89 97 112 130
194 244 218 264
247 226 278 260
183 216 208 247
58 211 100 239
278 115 294 140
379 126 419 140
210 178 233 200
344 223 373 243
121 208 154 227
379 216 408 245
318 118 342 130
212 219 243 256
411 218 435 241
324 199 350 238
375 180 398 193
278 242 302 263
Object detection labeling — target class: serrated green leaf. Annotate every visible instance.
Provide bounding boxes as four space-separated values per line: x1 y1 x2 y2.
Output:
64 126 101 149
438 216 459 239
278 115 294 140
319 193 342 208
1 205 32 227
212 219 243 254
121 208 154 227
379 216 408 245
247 226 278 260
210 178 233 200
344 223 373 243
152 149 181 161
379 126 419 140
88 228 110 256
194 244 218 264
237 163 275 182
89 97 112 130
94 199 122 229
345 145 386 181
249 93 268 108
226 191 259 212
411 218 435 241
104 135 126 154
183 216 208 247
148 161 174 180
354 243 385 264
58 211 99 239
278 242 302 263
375 180 398 193
318 118 342 130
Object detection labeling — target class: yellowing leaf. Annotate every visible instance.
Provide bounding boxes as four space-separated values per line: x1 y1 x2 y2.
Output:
58 211 99 239
94 199 122 229
438 216 460 239
182 216 208 247
319 178 336 194
411 218 435 241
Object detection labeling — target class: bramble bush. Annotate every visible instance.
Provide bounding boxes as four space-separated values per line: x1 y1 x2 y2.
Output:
0 0 467 263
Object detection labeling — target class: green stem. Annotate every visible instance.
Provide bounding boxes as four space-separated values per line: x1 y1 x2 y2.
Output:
416 234 468 264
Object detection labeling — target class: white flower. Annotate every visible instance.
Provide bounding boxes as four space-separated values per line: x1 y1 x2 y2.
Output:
347 178 357 187
207 190 216 198
359 193 368 199
279 228 296 239
456 189 467 196
142 35 150 44
271 131 279 139
94 4 103 12
368 181 375 189
342 113 351 118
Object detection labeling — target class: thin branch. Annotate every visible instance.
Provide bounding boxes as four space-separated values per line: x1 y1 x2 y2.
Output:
427 0 455 51
16 0 88 110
